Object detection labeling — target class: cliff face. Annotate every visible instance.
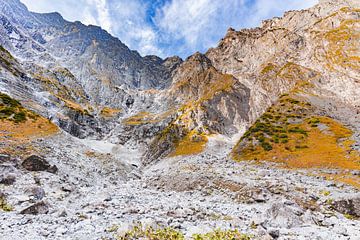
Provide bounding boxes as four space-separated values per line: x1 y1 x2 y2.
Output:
141 0 360 162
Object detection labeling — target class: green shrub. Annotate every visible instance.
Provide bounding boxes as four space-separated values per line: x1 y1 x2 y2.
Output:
289 127 308 136
261 141 273 151
279 133 288 138
0 93 20 107
13 111 27 123
117 224 184 240
0 107 15 117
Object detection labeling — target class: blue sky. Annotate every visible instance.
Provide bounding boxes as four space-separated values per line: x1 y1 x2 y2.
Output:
22 0 318 58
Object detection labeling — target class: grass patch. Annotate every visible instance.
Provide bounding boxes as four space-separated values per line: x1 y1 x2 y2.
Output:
115 224 252 240
0 196 13 212
170 130 208 157
100 107 121 118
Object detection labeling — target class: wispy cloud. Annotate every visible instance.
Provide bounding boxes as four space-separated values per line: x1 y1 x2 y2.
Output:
85 0 112 32
21 0 318 58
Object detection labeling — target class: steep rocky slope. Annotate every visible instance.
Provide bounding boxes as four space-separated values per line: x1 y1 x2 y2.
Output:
0 0 182 138
0 0 360 239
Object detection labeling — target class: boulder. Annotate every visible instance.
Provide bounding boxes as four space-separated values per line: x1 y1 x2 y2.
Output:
259 201 305 228
26 187 45 200
332 198 360 218
22 155 58 173
0 154 10 163
20 201 49 215
0 174 16 185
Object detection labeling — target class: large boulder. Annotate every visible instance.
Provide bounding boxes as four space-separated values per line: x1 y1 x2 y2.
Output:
20 201 49 215
332 197 360 218
21 155 58 174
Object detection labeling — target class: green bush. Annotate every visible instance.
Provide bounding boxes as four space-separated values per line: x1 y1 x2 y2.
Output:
0 93 20 107
13 111 27 123
261 141 273 151
0 196 13 212
289 127 308 136
117 224 184 240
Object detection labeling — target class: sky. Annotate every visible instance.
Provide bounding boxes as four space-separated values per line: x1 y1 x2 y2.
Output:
21 0 318 58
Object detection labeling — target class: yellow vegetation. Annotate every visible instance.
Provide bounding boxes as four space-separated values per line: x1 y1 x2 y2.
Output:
0 117 58 141
169 130 208 157
175 70 235 105
122 110 174 126
260 63 278 75
56 96 89 114
0 93 58 156
324 17 360 71
200 74 235 102
322 172 360 189
100 107 121 118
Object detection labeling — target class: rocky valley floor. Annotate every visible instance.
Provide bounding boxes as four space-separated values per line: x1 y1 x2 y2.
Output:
1 133 359 240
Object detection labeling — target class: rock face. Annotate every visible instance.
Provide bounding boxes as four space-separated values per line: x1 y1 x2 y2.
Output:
22 155 58 173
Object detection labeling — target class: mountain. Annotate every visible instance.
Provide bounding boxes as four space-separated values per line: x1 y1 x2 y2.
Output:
0 0 360 239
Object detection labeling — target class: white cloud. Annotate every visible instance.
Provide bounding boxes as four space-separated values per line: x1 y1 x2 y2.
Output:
85 0 112 32
107 0 163 56
154 0 247 56
156 0 218 45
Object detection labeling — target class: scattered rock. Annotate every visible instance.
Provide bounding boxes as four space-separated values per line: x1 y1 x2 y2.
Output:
20 201 49 215
261 201 304 228
22 155 58 174
0 154 10 163
58 209 68 217
236 187 270 203
268 229 280 239
0 174 16 185
26 187 45 200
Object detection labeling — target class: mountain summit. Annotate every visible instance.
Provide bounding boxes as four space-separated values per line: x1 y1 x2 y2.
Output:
0 0 360 239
